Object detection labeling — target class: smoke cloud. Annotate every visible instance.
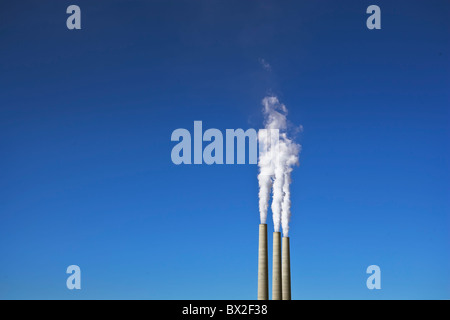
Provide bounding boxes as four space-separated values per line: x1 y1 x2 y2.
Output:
257 96 301 237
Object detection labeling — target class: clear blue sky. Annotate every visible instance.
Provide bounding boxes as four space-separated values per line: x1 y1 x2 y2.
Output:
0 0 448 299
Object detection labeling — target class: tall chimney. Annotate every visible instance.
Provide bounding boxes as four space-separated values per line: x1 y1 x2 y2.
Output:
282 237 291 300
257 224 269 300
272 232 282 300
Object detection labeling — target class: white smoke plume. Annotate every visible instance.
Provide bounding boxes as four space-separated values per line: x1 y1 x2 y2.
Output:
257 96 301 237
257 128 274 224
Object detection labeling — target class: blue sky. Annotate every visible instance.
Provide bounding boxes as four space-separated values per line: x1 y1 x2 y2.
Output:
0 0 449 299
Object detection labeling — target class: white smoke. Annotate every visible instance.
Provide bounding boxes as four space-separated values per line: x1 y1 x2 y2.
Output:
257 96 301 237
257 129 273 224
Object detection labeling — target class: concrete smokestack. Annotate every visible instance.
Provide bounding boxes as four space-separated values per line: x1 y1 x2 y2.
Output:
272 232 282 300
258 224 269 300
282 237 291 300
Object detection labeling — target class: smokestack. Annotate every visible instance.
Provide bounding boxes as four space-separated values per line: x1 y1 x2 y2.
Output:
272 232 282 300
282 237 291 300
258 224 269 300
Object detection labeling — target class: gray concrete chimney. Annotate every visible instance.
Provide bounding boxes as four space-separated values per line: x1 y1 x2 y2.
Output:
258 224 269 300
282 236 291 300
272 232 282 300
